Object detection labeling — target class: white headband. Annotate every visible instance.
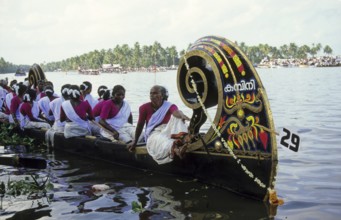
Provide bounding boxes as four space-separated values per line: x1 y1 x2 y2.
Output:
24 93 30 102
45 89 53 93
72 90 80 98
62 88 69 95
81 83 88 91
13 85 19 95
67 89 73 95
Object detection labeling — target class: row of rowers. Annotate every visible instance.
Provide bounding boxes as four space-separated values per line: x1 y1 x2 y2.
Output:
0 79 193 163
0 80 138 142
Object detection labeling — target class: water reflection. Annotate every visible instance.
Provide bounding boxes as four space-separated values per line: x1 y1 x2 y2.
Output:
0 149 277 219
49 150 276 219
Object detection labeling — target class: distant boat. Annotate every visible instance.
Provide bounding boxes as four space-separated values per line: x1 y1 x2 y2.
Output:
78 68 100 75
15 67 26 76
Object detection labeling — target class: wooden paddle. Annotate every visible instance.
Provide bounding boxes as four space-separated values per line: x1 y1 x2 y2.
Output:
0 154 47 169
90 120 113 134
89 120 118 139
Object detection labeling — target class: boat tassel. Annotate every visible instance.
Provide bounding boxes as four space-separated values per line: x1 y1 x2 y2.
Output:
268 188 284 206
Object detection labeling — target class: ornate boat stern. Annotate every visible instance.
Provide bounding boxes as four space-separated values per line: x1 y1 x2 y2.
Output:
177 36 278 200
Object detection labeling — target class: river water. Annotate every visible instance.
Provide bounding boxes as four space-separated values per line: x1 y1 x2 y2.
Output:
0 67 340 219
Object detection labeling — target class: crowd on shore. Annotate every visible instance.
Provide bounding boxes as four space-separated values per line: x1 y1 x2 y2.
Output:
256 55 341 68
0 77 193 163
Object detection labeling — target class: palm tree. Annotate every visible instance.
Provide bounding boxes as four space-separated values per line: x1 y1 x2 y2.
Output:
168 46 178 66
141 45 151 68
103 49 115 64
113 45 124 67
133 42 142 69
159 47 168 67
297 45 310 59
280 44 289 59
323 45 333 56
310 43 322 57
288 43 298 58
151 41 161 66
238 42 248 54
121 44 132 68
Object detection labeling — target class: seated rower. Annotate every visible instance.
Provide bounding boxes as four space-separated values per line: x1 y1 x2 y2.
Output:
93 89 111 122
9 83 27 127
60 85 100 138
38 85 57 124
45 84 71 147
99 85 143 143
0 79 9 121
49 84 71 132
97 85 108 101
19 89 51 130
80 81 98 109
35 80 46 101
127 85 191 164
5 80 18 112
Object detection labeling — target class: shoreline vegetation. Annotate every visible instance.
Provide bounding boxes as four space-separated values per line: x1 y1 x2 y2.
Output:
0 41 340 74
255 56 341 68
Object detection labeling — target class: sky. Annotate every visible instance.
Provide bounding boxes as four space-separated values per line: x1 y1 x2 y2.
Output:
0 0 340 65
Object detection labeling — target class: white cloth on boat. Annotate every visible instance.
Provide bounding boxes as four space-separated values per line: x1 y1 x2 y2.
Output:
19 101 37 128
100 122 144 143
144 101 172 142
63 121 97 138
146 116 188 164
45 128 56 147
5 92 14 110
101 101 142 143
0 85 7 110
84 94 98 109
23 120 51 130
9 97 21 124
61 100 90 130
61 100 101 138
20 101 51 130
0 112 9 120
105 100 131 131
38 96 55 121
46 96 66 147
49 97 66 130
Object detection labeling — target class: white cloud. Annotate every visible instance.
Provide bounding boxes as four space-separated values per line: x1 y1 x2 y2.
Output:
0 0 340 64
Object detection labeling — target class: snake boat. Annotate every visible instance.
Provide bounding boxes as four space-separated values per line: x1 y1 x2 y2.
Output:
18 36 278 201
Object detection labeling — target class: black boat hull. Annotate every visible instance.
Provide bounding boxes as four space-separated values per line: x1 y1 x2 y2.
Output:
25 128 272 201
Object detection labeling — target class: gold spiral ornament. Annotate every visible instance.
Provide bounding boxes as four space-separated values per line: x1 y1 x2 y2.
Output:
28 63 46 88
177 36 277 159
